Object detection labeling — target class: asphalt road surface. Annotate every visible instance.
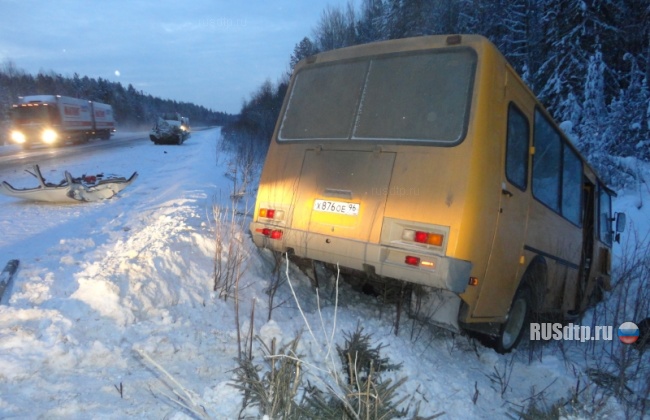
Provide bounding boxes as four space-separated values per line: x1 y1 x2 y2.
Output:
0 132 149 173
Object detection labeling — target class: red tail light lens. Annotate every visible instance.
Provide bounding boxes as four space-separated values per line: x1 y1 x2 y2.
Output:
405 256 420 266
256 228 283 240
414 231 428 243
402 229 444 247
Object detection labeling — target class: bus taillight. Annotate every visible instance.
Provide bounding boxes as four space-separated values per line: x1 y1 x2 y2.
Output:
402 229 444 246
259 208 285 221
404 256 436 269
414 231 428 242
256 227 283 240
405 256 420 266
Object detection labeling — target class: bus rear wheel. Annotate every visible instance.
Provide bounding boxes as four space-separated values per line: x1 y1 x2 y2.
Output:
494 286 531 354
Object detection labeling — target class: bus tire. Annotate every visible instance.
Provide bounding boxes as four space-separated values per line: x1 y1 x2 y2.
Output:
494 286 531 354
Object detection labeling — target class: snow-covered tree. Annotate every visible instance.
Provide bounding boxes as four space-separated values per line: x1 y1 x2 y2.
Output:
535 0 586 120
577 46 607 157
356 0 387 43
604 54 650 160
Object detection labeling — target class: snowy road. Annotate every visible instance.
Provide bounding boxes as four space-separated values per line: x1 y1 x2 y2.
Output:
0 132 149 172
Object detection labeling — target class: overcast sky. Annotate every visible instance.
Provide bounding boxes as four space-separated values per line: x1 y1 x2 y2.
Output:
0 0 350 114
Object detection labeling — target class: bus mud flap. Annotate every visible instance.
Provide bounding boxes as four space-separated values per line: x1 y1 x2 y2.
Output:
410 286 461 333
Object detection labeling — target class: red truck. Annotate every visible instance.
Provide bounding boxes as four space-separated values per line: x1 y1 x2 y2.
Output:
9 95 115 148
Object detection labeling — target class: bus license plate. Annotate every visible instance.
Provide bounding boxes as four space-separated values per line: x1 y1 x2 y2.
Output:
313 199 360 216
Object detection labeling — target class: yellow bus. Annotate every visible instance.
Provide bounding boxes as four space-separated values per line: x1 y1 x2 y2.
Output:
250 34 625 352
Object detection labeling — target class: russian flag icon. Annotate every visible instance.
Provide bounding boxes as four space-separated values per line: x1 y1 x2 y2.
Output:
618 322 639 344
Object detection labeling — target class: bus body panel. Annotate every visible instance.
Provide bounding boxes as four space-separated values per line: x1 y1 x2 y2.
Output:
470 61 534 319
290 149 395 243
251 34 615 333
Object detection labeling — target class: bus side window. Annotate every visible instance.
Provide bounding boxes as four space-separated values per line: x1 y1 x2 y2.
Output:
562 146 582 226
598 185 613 245
532 109 562 212
505 103 529 190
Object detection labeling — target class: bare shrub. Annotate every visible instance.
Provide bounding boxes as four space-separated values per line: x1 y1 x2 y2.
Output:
211 202 249 301
485 355 515 398
514 377 614 420
134 348 210 419
265 250 288 321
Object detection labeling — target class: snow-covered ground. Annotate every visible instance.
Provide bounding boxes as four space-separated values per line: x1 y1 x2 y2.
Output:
0 128 647 419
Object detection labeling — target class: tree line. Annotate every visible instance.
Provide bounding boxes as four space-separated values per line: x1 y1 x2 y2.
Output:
225 0 649 186
0 60 235 132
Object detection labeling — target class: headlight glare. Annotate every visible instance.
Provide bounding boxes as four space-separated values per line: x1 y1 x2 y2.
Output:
11 130 26 143
42 129 58 144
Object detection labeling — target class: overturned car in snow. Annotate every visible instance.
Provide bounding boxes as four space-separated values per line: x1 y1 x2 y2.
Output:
0 164 137 203
149 112 190 145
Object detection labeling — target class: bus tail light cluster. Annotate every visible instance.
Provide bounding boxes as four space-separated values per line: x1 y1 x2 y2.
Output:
404 255 436 269
402 229 444 247
256 228 283 240
259 208 285 221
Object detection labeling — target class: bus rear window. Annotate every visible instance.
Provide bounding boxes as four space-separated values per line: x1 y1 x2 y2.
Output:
279 60 368 140
279 48 476 144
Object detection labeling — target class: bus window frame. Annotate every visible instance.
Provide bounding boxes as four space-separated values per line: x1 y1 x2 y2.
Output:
598 183 613 246
561 144 583 227
505 102 530 191
530 107 586 228
532 107 562 213
277 47 478 147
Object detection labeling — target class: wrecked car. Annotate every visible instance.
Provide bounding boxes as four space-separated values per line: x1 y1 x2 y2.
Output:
149 112 190 145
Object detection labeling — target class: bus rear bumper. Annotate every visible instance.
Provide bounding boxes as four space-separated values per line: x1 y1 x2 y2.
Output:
250 223 472 295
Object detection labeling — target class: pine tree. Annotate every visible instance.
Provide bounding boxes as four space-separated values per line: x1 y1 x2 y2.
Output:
385 0 406 39
289 37 317 72
604 54 650 160
577 46 607 158
356 0 387 44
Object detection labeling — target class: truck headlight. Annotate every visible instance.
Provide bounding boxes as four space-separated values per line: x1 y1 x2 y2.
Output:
42 129 58 144
10 130 26 144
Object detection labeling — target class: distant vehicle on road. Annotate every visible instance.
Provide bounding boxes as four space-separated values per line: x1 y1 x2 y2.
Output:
9 95 115 148
149 112 190 145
